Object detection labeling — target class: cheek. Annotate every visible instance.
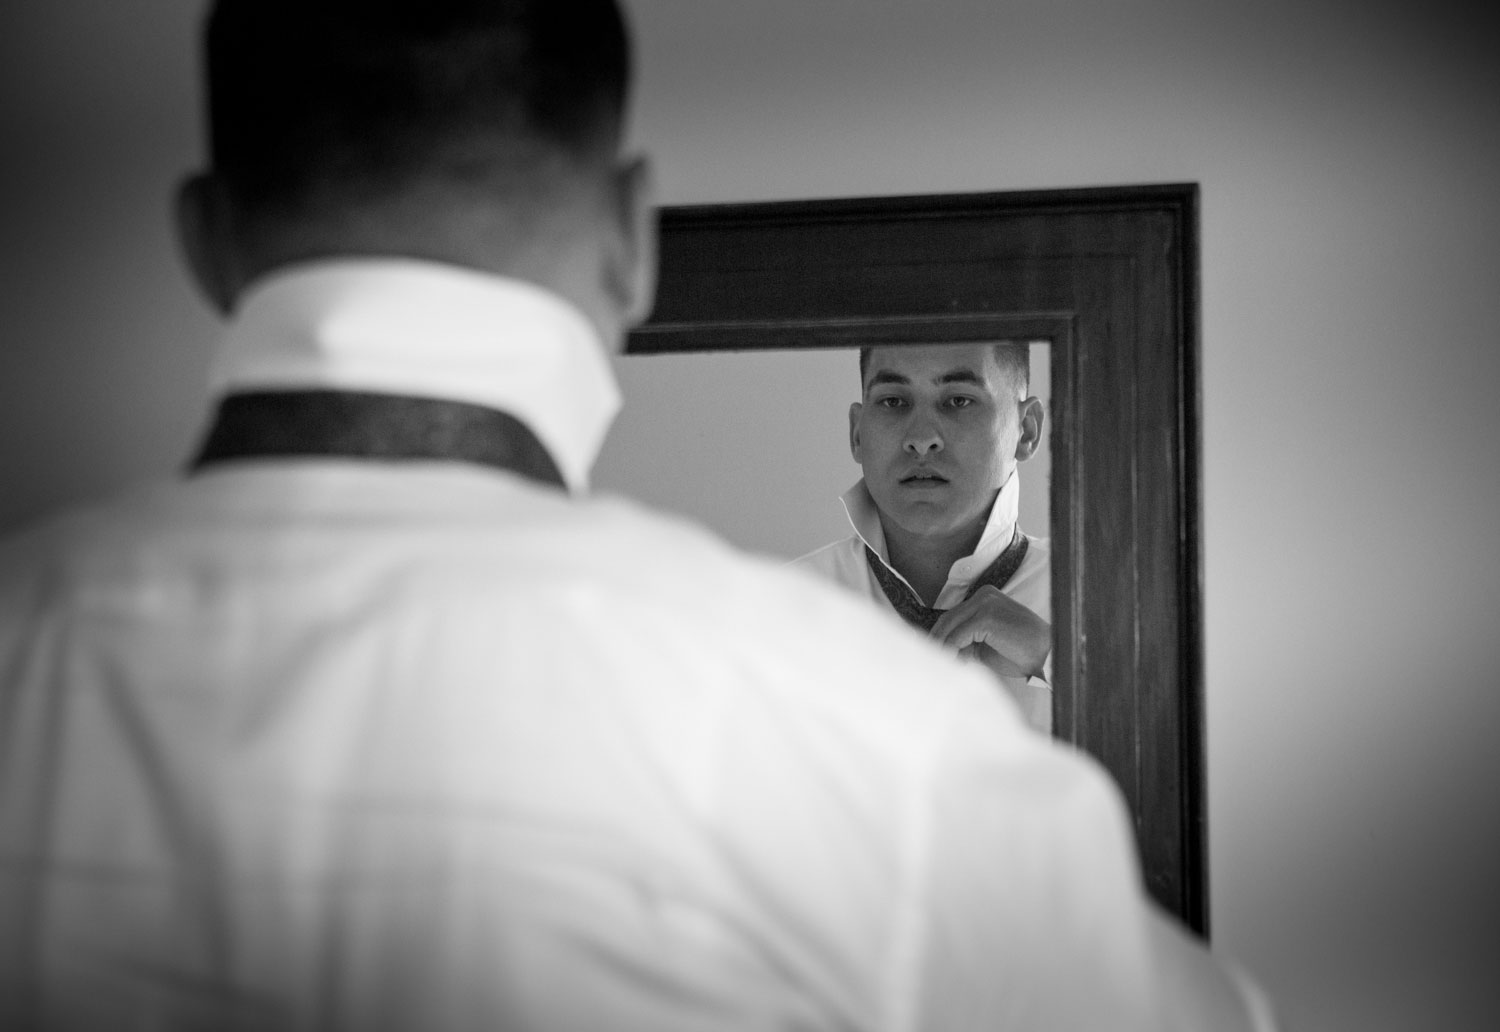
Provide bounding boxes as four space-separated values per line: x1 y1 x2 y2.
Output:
858 424 899 462
985 414 1021 456
955 431 1010 482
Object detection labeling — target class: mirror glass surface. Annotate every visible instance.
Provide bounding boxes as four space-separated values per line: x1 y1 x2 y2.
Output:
599 341 1050 565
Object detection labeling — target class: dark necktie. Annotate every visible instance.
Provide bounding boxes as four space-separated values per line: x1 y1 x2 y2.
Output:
190 389 565 489
864 528 1031 632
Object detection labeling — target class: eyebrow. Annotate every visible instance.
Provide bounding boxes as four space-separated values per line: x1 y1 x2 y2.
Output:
937 369 986 386
866 368 987 389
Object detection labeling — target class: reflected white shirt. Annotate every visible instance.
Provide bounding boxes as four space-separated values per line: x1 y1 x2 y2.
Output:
792 474 1053 731
0 259 1258 1030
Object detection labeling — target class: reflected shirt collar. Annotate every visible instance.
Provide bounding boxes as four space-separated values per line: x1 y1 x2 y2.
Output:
839 471 1021 587
209 258 622 494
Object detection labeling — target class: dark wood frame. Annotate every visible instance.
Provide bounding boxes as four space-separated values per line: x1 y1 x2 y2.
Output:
627 184 1206 934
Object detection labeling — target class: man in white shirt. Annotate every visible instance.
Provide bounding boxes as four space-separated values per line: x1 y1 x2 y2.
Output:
0 1 1271 1029
794 342 1055 731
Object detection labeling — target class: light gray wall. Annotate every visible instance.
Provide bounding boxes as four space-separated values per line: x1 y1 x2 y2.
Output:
4 3 1498 1029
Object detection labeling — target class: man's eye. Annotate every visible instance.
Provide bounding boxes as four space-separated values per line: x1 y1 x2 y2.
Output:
876 396 907 409
945 396 974 409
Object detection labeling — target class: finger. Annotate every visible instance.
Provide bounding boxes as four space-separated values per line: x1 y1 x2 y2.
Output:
960 641 1033 680
930 597 978 645
928 605 963 642
929 588 995 643
931 605 984 651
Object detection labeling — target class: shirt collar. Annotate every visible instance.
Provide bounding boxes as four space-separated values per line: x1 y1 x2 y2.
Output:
839 471 1021 589
209 258 622 494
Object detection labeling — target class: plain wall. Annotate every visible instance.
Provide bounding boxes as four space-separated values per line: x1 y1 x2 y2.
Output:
3 2 1498 1029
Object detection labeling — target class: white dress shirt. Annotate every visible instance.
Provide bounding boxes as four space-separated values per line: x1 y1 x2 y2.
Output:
792 475 1053 732
208 258 621 493
0 259 1265 1030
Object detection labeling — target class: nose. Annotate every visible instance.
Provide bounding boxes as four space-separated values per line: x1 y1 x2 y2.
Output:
903 414 943 456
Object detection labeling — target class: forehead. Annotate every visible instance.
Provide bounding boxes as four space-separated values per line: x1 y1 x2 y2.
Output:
862 343 1005 389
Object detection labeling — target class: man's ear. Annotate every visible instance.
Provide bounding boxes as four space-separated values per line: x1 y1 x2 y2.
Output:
1014 396 1045 462
605 155 658 328
848 401 864 463
174 172 242 315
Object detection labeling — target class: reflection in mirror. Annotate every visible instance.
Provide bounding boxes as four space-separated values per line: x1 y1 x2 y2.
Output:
597 340 1053 732
600 347 870 560
600 343 1049 559
1016 341 1050 540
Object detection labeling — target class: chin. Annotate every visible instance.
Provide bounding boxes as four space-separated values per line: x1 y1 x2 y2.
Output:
890 508 959 536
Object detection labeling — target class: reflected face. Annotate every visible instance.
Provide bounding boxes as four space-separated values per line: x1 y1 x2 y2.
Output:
850 344 1024 543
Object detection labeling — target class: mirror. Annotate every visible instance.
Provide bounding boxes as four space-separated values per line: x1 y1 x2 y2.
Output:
612 186 1206 933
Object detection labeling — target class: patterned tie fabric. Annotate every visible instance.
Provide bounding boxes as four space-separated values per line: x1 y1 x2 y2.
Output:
864 528 1031 632
191 389 566 489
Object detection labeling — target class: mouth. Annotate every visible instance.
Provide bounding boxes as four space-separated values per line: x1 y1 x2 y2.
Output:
899 470 950 486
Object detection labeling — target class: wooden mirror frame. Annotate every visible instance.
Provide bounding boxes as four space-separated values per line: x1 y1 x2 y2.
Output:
626 184 1206 934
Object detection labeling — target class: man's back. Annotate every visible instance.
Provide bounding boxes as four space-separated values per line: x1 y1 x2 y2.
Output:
0 3 1273 1027
0 458 1161 1029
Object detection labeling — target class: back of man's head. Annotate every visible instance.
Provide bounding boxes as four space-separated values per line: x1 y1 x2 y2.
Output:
206 0 629 221
184 0 653 337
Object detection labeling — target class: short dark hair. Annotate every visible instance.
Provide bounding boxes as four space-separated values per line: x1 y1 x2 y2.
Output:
205 0 630 213
858 343 1031 395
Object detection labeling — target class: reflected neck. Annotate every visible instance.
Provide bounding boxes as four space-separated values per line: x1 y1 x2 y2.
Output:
879 513 988 607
